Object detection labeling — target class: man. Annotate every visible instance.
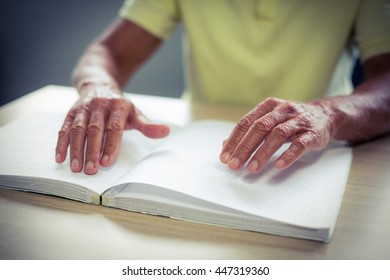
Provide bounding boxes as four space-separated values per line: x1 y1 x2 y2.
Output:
56 0 390 175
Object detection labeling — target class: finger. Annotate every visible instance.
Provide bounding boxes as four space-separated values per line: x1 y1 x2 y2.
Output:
220 116 254 164
84 107 107 175
129 112 170 139
247 119 301 172
55 113 75 163
100 101 129 167
222 139 227 146
220 98 280 165
227 111 289 171
125 104 170 138
69 109 89 172
274 131 317 169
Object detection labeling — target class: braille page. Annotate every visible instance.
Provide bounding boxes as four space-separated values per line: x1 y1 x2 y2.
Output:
0 113 160 196
113 120 352 229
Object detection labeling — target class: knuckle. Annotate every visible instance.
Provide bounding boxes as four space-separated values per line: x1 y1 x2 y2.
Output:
279 102 300 115
252 118 274 133
237 115 255 130
264 97 277 104
263 97 281 107
224 137 241 150
273 124 292 139
112 98 132 111
66 109 77 119
106 118 123 133
75 104 90 115
294 136 311 150
57 128 69 138
70 123 86 135
116 103 129 112
87 123 104 135
91 97 110 109
235 143 252 155
305 130 327 150
296 113 314 127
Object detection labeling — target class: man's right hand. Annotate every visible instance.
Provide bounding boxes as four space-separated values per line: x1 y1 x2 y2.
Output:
55 84 170 175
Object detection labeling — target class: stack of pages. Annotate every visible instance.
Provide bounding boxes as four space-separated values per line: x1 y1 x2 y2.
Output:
0 112 352 242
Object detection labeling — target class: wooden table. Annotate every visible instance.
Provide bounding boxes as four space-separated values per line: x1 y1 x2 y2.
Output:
0 85 389 259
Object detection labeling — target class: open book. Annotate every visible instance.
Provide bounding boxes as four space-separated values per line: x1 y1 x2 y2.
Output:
0 112 352 242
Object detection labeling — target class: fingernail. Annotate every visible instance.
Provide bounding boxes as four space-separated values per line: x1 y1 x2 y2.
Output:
71 158 80 171
101 155 109 166
275 159 286 169
228 157 241 170
220 152 231 163
85 161 95 171
248 160 259 172
55 153 62 163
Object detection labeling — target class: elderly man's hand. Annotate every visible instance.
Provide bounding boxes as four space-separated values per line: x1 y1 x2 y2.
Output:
55 84 170 175
220 97 337 172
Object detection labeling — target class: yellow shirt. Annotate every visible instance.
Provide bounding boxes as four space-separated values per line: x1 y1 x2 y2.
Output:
120 0 390 107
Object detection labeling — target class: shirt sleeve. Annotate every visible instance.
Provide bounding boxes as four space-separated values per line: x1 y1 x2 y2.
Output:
354 0 390 61
119 0 180 40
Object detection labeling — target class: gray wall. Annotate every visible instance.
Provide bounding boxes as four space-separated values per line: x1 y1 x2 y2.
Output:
1 0 184 106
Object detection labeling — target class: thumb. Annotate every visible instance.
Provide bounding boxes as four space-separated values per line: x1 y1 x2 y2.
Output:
126 110 170 139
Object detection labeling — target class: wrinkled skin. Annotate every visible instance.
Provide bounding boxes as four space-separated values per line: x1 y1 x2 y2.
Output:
220 57 390 172
55 19 390 175
55 84 169 175
219 97 336 172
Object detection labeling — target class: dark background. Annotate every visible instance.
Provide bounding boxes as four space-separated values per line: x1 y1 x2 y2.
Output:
1 0 363 106
1 0 184 106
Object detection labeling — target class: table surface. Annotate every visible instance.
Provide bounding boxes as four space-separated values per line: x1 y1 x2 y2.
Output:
0 85 389 260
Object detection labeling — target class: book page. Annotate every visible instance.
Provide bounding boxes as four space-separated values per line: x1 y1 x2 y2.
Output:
114 120 352 228
0 112 161 195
